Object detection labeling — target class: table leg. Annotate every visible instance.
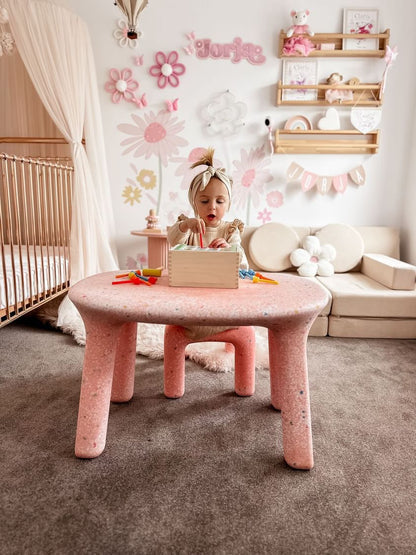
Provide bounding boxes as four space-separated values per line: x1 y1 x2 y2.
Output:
147 236 168 268
75 318 122 459
111 321 138 403
268 326 314 470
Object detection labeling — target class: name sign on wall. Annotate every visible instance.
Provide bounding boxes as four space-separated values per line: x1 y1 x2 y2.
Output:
185 35 266 65
287 162 366 194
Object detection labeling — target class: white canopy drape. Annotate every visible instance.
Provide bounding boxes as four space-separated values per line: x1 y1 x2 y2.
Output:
4 0 119 329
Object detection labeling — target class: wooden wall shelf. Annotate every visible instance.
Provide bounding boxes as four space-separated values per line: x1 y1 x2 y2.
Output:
275 129 379 155
276 81 383 106
278 29 390 58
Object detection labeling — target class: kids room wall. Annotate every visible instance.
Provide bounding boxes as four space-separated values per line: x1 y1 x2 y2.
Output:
38 0 416 266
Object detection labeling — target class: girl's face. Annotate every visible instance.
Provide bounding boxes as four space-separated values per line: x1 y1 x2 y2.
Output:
195 177 230 227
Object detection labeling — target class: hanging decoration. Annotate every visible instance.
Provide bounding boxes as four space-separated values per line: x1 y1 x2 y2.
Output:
104 68 147 108
113 19 139 48
381 45 398 93
0 6 14 56
149 51 186 88
287 161 366 194
183 33 266 65
351 108 382 134
201 90 247 136
113 0 148 40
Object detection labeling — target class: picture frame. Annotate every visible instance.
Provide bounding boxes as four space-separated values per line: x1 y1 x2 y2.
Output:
343 8 379 51
282 59 318 102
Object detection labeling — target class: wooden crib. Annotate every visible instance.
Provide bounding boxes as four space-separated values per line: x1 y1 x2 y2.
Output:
0 151 73 327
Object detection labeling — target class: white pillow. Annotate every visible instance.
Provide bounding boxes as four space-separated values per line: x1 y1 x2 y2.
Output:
315 223 364 272
249 223 300 271
290 235 336 277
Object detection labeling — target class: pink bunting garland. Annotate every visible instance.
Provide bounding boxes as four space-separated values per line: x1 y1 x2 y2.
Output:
287 162 366 194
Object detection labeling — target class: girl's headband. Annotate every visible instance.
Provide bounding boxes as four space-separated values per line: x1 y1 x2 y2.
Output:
188 166 233 216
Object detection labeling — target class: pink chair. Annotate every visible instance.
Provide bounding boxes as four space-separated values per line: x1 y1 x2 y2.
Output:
163 325 256 398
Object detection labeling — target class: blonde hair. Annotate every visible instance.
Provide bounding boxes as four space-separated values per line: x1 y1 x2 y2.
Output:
188 148 233 216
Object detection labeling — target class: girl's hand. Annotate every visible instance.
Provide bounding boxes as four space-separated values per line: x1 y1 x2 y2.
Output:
209 238 230 249
180 217 205 234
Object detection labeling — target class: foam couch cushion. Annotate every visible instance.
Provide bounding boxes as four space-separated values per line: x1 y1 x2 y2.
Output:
317 273 416 318
249 223 299 271
315 223 364 272
362 254 416 290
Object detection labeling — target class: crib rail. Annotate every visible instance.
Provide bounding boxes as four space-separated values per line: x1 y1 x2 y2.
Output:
0 153 73 326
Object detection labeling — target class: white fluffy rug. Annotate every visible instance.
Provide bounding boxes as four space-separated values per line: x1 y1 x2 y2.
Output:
37 296 270 373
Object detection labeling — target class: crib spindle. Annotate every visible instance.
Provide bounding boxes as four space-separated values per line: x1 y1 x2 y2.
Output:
0 153 73 327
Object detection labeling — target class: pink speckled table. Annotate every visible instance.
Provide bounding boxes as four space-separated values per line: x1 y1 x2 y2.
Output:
69 272 329 469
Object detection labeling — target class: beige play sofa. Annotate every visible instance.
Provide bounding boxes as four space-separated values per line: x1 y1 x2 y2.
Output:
241 223 416 339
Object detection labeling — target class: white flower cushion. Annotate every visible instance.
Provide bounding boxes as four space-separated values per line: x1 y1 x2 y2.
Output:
315 223 364 272
249 223 300 271
290 235 336 277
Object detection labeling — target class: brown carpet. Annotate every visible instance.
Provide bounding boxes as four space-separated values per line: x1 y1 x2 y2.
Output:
0 317 415 555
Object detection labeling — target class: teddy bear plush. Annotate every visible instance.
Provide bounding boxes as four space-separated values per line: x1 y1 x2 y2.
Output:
286 10 314 38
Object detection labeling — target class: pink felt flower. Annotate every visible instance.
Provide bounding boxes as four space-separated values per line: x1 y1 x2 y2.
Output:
149 51 185 88
117 109 188 167
105 68 139 104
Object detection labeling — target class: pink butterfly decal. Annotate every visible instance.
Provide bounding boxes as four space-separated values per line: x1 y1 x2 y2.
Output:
134 55 144 66
186 31 196 41
131 93 147 108
166 98 179 112
183 44 194 55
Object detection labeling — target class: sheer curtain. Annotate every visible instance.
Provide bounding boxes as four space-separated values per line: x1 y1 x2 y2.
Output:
4 0 119 330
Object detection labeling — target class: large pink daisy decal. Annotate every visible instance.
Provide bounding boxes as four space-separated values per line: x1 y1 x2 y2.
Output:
149 51 186 88
117 110 188 167
171 147 224 190
232 146 273 222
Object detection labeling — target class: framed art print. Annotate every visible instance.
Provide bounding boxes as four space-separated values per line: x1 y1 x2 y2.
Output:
282 59 318 102
343 8 379 50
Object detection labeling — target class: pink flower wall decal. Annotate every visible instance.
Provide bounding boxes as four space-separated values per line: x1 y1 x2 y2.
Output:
257 208 272 225
105 68 139 104
266 190 283 209
118 110 188 216
171 147 223 190
231 146 273 224
118 110 188 167
149 51 186 88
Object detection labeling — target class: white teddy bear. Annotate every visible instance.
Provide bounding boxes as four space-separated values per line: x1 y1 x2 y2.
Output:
286 9 314 38
290 235 336 277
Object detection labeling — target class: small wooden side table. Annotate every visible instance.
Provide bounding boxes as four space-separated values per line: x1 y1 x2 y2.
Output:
130 229 169 268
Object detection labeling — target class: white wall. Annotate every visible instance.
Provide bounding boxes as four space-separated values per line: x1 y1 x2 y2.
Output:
63 0 416 267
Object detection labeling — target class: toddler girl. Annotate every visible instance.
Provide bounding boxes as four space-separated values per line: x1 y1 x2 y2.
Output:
167 148 248 269
167 148 248 339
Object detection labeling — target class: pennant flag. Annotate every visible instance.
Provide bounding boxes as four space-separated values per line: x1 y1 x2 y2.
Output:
301 171 318 192
333 173 348 193
348 165 366 186
316 176 332 194
286 162 303 182
287 162 366 193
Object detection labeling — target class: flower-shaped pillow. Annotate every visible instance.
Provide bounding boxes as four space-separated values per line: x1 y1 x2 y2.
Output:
290 235 336 277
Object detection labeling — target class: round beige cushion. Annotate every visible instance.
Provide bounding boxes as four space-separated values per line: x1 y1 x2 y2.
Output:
315 223 364 272
249 223 299 271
